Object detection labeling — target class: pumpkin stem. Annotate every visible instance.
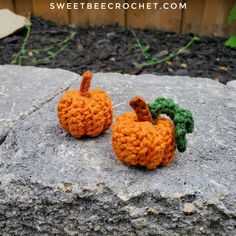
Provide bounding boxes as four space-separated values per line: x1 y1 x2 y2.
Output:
80 70 93 97
130 96 152 122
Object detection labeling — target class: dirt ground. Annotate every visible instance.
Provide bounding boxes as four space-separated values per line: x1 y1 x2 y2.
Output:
0 17 235 84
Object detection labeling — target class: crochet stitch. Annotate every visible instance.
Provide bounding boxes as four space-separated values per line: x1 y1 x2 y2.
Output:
58 71 113 138
112 96 194 169
148 97 194 152
112 96 176 169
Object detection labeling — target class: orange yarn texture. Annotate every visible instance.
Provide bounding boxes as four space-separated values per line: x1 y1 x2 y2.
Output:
112 96 176 169
58 71 113 138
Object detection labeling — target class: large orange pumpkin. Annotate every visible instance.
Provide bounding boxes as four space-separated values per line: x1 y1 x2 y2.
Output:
112 96 194 169
57 71 113 138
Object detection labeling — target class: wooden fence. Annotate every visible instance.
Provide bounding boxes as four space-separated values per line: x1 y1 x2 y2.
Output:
0 0 236 36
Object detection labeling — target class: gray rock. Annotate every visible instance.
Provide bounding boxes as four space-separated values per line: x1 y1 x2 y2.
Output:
0 66 236 235
0 65 78 144
227 80 236 91
0 9 28 39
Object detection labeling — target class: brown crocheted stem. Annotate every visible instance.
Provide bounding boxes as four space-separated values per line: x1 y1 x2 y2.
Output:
129 96 152 122
80 71 93 97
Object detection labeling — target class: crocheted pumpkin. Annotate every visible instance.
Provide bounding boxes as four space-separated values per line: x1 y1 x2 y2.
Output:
57 71 113 138
112 96 194 169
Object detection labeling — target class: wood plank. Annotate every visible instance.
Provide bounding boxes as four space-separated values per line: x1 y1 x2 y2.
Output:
181 0 206 34
0 0 14 10
182 0 236 36
70 0 89 26
203 0 236 36
126 0 183 32
70 0 125 27
201 0 228 36
32 0 69 24
222 0 236 37
89 0 125 27
14 0 32 16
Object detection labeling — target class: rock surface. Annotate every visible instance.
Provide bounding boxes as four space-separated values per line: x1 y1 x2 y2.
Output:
0 65 78 144
0 9 29 39
0 65 236 235
227 80 236 91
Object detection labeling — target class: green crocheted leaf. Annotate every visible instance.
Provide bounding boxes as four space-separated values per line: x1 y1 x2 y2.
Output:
148 97 194 152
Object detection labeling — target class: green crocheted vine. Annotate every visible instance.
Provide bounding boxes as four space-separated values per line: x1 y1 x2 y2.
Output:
148 97 194 152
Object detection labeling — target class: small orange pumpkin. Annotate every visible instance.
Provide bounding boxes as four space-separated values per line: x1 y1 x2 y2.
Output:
112 96 194 169
57 71 113 138
112 96 176 169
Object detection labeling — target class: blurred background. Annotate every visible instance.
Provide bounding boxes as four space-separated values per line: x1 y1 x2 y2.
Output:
0 0 236 84
1 0 236 36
